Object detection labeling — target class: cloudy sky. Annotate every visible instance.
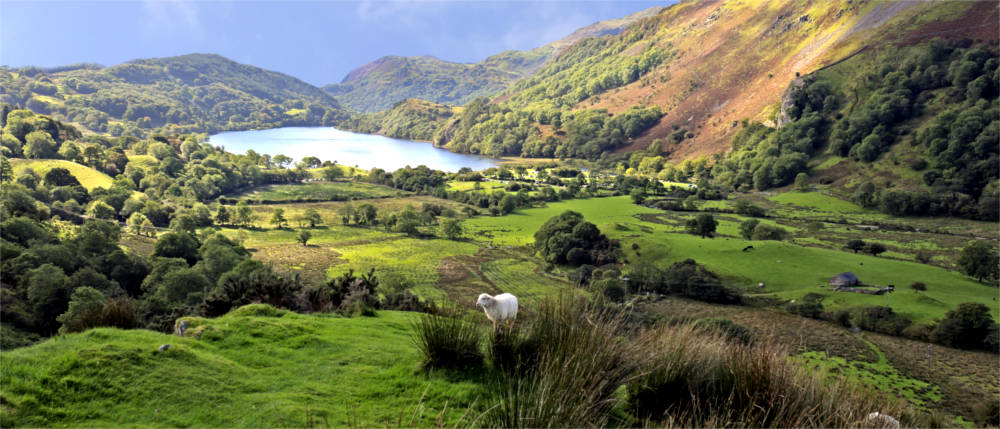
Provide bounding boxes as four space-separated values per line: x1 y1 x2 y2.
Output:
1 0 666 85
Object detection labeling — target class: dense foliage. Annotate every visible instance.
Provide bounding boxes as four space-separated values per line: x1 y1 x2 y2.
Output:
533 210 621 266
0 54 349 137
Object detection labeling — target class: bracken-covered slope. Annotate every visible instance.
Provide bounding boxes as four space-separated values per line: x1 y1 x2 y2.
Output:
0 54 350 137
324 6 663 113
519 0 999 160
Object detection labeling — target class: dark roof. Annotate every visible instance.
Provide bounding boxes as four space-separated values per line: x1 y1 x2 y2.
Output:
830 272 860 284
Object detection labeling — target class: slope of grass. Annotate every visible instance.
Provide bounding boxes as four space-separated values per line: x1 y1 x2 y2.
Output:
463 196 996 323
227 181 399 202
10 159 114 191
0 306 482 427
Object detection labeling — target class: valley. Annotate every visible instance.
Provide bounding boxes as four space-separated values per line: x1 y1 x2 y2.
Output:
1 0 998 427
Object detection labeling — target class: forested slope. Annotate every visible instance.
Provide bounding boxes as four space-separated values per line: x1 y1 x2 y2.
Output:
0 54 350 137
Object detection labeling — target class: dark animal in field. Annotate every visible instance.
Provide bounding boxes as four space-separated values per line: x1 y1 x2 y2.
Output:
742 245 754 252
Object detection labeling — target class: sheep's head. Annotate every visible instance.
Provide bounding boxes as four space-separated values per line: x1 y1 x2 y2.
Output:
476 293 494 308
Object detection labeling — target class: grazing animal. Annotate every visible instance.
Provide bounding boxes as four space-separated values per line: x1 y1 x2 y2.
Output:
476 293 518 330
742 245 754 252
864 412 900 429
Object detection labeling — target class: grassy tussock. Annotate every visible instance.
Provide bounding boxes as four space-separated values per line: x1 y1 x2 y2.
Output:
629 324 907 428
412 309 484 370
484 298 640 428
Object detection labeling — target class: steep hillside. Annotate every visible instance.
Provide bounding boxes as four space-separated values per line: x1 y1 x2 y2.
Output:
0 54 350 137
495 0 998 160
325 6 663 112
340 98 457 141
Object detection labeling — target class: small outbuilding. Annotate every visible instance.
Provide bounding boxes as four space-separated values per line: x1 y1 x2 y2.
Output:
830 272 860 287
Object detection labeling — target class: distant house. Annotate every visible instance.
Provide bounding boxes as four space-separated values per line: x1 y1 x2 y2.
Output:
830 272 860 287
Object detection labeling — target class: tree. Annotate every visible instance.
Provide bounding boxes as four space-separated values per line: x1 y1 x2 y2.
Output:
43 167 81 187
630 188 646 204
738 219 760 240
865 243 887 257
685 214 717 238
794 172 810 191
273 154 292 169
323 166 343 181
933 303 995 350
339 203 355 225
956 240 998 283
499 194 518 215
127 212 151 236
56 287 107 334
153 231 200 265
270 208 288 229
296 230 312 246
845 239 866 254
23 130 57 159
356 203 377 225
87 201 117 220
302 208 323 227
25 263 71 334
58 141 80 161
215 205 231 226
235 201 256 228
440 218 463 240
533 211 620 266
300 156 322 169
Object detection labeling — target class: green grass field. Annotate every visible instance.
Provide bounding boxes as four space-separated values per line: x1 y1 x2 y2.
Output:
0 306 482 427
463 196 997 323
10 159 113 191
227 181 400 202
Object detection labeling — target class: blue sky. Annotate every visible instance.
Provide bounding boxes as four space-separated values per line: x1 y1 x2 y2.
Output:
0 0 666 86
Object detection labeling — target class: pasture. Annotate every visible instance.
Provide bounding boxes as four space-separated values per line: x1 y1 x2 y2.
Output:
226 181 401 202
10 159 113 191
0 307 482 427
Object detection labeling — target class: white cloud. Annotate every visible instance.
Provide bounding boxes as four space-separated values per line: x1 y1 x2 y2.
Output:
142 0 204 40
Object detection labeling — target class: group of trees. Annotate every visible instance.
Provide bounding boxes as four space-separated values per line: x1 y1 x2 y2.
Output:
533 211 621 266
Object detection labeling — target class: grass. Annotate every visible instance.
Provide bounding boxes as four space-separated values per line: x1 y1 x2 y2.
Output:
226 181 400 202
0 305 482 427
479 258 583 304
767 191 869 214
9 159 113 191
463 196 997 323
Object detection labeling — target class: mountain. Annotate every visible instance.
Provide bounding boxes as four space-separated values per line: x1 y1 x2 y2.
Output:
324 6 664 113
0 53 350 137
409 0 997 161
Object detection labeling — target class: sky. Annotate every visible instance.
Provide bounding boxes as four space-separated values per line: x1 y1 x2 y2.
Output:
0 0 666 86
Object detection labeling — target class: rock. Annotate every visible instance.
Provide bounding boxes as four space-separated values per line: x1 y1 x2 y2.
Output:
158 344 171 352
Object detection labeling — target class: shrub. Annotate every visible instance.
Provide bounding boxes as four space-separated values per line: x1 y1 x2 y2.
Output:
933 302 996 350
412 310 483 370
751 223 788 241
909 282 927 291
852 306 912 336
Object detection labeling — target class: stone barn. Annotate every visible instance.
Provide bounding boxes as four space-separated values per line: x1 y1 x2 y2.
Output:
830 272 860 287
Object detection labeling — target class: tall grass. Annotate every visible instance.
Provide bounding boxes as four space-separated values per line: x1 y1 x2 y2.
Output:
411 309 484 370
628 324 908 427
483 297 640 428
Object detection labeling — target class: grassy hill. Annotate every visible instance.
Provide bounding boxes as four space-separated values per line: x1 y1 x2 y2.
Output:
10 159 113 191
324 7 663 113
0 54 350 137
0 305 481 427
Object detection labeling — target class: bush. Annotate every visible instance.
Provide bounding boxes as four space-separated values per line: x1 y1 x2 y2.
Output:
852 306 912 336
933 302 996 350
751 223 788 241
910 282 927 291
412 310 483 370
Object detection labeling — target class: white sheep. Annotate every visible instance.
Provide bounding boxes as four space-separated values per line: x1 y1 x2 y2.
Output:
864 412 900 429
476 293 518 330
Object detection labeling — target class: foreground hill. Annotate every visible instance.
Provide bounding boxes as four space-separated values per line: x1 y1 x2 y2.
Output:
324 7 663 112
0 54 350 137
0 306 479 427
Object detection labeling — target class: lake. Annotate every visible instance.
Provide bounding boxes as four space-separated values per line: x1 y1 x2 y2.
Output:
208 127 499 172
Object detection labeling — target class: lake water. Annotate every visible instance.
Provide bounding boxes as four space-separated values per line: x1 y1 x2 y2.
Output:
208 127 498 172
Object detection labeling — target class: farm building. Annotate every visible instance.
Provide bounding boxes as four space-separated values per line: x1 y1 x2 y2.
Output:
830 272 860 287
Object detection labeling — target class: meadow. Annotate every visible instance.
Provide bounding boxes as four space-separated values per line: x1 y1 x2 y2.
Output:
0 306 482 427
10 159 113 191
